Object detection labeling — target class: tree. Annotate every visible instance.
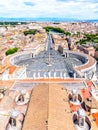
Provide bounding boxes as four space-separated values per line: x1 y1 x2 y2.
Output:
5 48 18 56
23 29 37 36
65 32 71 36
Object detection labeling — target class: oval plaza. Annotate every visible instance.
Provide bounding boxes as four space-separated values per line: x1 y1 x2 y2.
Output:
6 34 96 80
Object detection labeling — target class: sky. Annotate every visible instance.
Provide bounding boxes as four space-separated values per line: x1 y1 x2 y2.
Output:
0 0 98 20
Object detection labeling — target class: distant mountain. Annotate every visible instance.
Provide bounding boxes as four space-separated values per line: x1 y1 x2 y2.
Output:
0 17 98 22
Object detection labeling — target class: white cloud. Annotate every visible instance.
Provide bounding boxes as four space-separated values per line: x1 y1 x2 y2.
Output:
0 0 98 19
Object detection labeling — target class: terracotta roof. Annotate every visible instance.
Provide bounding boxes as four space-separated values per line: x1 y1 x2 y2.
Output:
22 84 75 130
92 112 98 127
6 41 13 44
0 65 16 74
89 112 98 130
48 84 75 130
0 80 14 89
22 84 49 130
8 66 16 74
5 33 13 37
81 87 91 100
69 103 81 112
0 65 9 74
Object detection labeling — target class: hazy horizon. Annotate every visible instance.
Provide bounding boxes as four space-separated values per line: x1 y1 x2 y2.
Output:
0 17 98 22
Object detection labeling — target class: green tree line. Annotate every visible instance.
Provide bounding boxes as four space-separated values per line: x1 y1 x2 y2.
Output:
5 48 18 56
76 34 98 45
23 29 37 36
44 26 71 36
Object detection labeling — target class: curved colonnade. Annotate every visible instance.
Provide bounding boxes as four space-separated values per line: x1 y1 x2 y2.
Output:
9 50 96 79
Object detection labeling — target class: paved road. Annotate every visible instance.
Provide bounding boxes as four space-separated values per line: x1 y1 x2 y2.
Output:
46 33 53 51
